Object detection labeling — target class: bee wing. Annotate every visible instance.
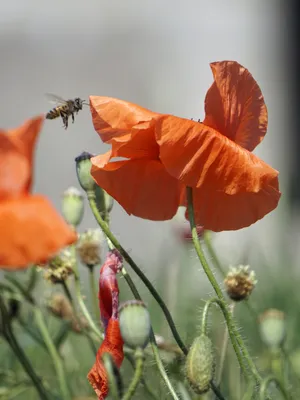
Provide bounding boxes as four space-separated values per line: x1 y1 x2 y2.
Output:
45 93 68 106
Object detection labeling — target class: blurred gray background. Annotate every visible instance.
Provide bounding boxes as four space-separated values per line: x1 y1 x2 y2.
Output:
0 0 290 271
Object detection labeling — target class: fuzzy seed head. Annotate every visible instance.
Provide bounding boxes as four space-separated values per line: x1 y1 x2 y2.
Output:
224 265 257 301
77 229 103 267
41 249 75 284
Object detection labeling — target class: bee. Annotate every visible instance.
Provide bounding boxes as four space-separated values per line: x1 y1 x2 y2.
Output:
45 94 88 129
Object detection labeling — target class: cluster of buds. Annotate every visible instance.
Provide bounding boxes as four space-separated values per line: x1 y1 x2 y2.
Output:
77 229 104 268
40 249 75 284
224 265 257 301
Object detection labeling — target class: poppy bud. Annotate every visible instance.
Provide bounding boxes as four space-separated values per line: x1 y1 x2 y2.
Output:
75 152 96 192
77 228 104 268
62 186 84 227
224 265 257 301
41 249 75 284
258 309 286 348
185 334 215 394
119 300 151 349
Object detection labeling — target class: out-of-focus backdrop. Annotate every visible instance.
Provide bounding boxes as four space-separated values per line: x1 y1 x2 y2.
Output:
0 0 291 267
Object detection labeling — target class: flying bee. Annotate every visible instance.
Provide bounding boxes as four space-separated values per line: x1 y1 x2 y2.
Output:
45 94 89 129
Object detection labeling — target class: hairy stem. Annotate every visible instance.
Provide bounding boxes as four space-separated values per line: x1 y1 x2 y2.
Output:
122 349 144 400
259 376 290 400
89 265 100 320
187 187 262 384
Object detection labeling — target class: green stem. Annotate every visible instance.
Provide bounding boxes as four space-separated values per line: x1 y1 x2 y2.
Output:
122 348 144 400
87 191 187 355
0 296 51 400
259 376 289 400
102 353 121 399
89 265 100 320
34 307 71 400
201 298 248 378
211 382 227 400
203 230 226 277
70 244 102 339
120 268 180 400
216 303 235 385
186 187 262 384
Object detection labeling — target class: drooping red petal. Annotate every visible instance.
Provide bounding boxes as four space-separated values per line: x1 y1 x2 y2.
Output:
0 195 77 269
90 96 160 159
99 250 123 331
91 156 183 221
156 115 280 231
0 133 29 200
87 319 124 400
203 61 267 151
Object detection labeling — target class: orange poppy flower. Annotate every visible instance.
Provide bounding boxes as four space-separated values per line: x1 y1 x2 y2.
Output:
88 250 124 399
0 116 77 269
90 61 281 231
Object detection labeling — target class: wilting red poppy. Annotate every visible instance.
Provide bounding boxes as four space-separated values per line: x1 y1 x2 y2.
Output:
0 116 77 269
88 250 124 400
90 61 280 231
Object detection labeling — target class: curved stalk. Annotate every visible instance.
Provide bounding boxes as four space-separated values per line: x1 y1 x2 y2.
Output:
259 376 289 400
34 308 71 400
122 348 144 400
87 190 187 355
186 187 262 385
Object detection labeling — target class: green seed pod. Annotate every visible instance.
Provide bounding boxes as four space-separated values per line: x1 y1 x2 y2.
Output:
258 309 286 348
119 300 151 349
62 187 84 227
95 185 114 216
75 152 96 192
185 334 215 394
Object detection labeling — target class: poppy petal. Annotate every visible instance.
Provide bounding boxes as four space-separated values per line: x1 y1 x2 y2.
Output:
203 61 267 151
9 115 44 191
87 318 124 400
0 195 77 268
91 156 182 220
156 115 280 231
0 133 29 199
90 96 159 159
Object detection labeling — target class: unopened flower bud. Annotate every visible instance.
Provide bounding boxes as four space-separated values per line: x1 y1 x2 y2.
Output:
77 229 103 268
186 334 215 394
224 265 257 301
258 309 286 348
119 300 151 349
75 152 96 192
62 187 84 227
41 249 75 284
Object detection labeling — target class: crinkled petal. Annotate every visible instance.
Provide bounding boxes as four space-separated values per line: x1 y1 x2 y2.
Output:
88 318 124 400
0 195 77 269
203 61 267 151
0 133 29 200
90 96 160 159
91 156 182 220
8 115 44 191
156 115 280 231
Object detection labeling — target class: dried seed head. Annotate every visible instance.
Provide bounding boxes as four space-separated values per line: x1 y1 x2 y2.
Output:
62 186 84 227
224 265 257 301
48 293 74 320
258 308 286 348
185 334 215 394
75 151 96 192
77 229 104 268
119 300 151 349
41 249 75 284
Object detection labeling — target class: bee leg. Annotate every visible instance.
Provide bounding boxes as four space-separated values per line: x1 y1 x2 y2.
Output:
71 113 75 123
64 117 69 129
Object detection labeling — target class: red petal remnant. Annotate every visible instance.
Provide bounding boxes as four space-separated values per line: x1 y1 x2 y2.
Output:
87 319 124 400
89 61 281 232
88 250 124 400
0 116 77 269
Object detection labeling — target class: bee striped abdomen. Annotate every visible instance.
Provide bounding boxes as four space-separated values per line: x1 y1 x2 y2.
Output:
46 105 68 120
